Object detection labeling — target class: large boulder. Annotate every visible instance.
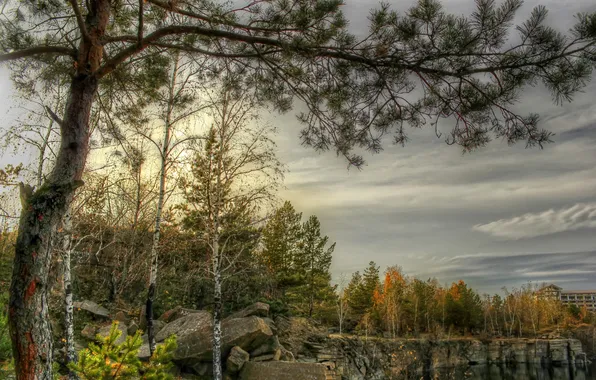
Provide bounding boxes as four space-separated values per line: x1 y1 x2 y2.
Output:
239 362 327 380
159 306 203 323
227 346 250 373
225 302 269 321
73 300 110 319
155 310 212 342
156 312 273 369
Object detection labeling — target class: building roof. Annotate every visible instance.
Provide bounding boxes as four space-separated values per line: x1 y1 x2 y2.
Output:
561 290 596 294
538 284 562 291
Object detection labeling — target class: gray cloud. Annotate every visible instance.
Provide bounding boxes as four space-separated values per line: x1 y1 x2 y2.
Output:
473 203 596 239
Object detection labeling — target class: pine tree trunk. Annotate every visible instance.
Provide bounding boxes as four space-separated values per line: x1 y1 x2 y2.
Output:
9 73 98 380
62 208 78 379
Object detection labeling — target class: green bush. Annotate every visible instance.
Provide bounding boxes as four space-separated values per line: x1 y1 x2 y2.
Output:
69 321 177 379
0 291 12 364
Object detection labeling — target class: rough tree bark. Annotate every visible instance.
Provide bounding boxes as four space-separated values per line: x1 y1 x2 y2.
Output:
8 0 109 377
9 72 97 380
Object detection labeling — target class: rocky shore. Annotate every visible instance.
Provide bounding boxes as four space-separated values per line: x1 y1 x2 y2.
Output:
75 302 590 379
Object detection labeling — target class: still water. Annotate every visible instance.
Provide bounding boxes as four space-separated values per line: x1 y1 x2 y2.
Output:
425 361 596 380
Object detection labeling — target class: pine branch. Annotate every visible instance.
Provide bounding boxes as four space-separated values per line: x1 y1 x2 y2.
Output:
0 46 77 62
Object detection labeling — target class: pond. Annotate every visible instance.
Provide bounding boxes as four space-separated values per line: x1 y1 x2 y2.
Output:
423 361 596 380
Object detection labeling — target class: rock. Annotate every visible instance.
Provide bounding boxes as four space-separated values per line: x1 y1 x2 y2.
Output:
549 339 569 363
239 362 327 380
159 313 273 367
250 336 282 357
81 324 97 340
279 347 295 362
139 305 147 331
98 322 128 346
128 321 139 336
155 310 212 343
159 306 202 323
73 300 110 319
153 320 166 335
113 311 128 324
225 302 269 321
227 346 250 373
262 317 278 335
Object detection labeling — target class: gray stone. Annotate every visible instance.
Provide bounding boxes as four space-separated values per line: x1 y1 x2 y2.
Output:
279 347 295 362
113 311 128 323
128 321 139 336
225 302 269 321
159 306 202 323
239 361 327 380
81 324 97 340
227 346 250 373
156 312 273 367
73 300 110 318
98 322 128 346
155 310 212 343
153 320 166 335
250 336 281 357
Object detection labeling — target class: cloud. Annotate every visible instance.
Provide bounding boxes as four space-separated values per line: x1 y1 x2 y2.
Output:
473 203 596 239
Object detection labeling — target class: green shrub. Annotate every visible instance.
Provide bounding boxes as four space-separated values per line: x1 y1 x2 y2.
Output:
0 291 12 364
69 321 177 379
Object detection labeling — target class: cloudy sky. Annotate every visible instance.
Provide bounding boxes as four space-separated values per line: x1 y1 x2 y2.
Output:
1 0 596 294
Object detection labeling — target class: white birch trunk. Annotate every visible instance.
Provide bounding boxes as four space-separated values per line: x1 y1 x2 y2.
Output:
212 236 223 380
146 55 178 356
62 207 77 379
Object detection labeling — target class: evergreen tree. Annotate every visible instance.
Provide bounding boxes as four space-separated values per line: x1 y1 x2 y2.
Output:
294 215 336 318
445 280 483 334
346 262 380 323
261 201 303 292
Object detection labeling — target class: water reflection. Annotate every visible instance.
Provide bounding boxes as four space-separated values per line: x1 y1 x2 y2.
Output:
425 362 596 380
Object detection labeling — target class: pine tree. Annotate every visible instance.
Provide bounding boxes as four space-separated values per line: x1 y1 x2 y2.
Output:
346 262 380 324
261 201 303 293
294 215 336 318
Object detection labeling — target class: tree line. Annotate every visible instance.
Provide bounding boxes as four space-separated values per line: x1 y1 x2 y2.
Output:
338 262 595 339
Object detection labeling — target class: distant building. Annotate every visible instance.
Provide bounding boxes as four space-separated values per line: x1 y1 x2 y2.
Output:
537 284 596 311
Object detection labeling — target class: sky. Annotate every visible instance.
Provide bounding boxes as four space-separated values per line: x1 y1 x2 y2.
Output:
1 0 596 294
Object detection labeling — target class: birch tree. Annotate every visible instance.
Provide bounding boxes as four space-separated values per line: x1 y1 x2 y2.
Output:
1 0 596 376
180 80 283 380
142 52 214 356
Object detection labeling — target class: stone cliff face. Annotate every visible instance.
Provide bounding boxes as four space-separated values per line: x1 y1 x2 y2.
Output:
275 318 590 380
293 336 588 379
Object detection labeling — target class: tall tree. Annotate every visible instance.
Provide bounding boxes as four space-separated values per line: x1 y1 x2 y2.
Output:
1 0 596 376
261 201 303 295
181 80 282 380
294 215 335 317
142 52 213 357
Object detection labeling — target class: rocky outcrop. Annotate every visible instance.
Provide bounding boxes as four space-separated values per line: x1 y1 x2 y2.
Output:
288 335 589 380
239 362 330 380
